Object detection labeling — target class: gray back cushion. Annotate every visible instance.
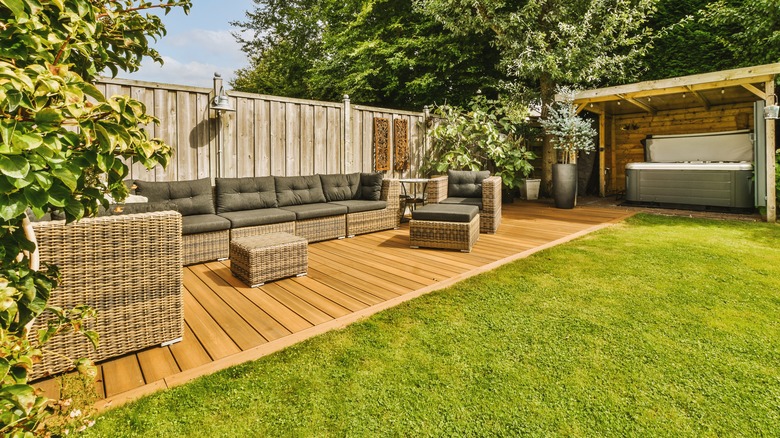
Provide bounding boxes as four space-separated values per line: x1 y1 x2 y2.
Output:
360 173 384 201
320 173 360 202
447 170 490 198
135 178 215 216
275 175 327 206
215 177 277 213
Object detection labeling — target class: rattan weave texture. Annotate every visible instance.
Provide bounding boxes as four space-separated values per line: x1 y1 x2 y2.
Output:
347 179 401 236
294 214 347 242
409 214 480 252
230 221 295 240
230 232 308 287
30 211 183 379
425 174 502 234
183 229 229 265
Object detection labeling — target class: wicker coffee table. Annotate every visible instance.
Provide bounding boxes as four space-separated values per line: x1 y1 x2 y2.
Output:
230 232 308 287
409 204 480 253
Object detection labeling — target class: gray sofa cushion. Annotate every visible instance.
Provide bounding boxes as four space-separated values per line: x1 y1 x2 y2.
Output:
330 200 387 214
447 170 490 198
215 176 277 213
135 178 215 216
275 175 327 206
360 173 384 201
218 208 296 228
411 204 479 223
182 214 231 235
320 173 361 202
441 197 483 210
279 203 348 220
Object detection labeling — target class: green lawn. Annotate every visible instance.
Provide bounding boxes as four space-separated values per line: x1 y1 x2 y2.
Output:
83 214 780 437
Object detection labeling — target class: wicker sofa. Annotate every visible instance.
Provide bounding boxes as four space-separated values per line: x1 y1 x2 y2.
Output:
30 210 183 379
425 170 503 234
133 173 400 265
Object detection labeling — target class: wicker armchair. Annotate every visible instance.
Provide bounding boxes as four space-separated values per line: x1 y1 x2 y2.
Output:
30 210 184 379
425 171 502 233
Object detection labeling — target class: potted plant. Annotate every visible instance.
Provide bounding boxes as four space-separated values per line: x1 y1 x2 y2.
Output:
540 87 597 208
422 96 537 202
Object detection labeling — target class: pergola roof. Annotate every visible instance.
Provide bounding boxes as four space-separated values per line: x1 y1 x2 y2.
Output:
573 63 780 116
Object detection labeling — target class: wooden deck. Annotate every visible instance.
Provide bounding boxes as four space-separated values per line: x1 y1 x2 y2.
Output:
35 201 633 409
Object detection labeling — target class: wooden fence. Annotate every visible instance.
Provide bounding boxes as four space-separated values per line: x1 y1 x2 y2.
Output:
96 77 430 183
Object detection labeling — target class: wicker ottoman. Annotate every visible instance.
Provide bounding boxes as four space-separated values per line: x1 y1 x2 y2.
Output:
230 232 308 287
409 204 480 252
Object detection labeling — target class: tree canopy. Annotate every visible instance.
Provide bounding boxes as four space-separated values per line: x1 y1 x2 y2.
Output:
232 0 504 110
415 0 657 194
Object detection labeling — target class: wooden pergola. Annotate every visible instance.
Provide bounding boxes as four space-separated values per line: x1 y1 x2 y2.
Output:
573 63 780 222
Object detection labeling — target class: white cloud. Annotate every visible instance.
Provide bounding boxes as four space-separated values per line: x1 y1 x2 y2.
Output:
118 56 237 88
116 28 254 88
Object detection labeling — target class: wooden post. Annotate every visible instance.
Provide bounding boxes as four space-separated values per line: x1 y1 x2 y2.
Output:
343 94 351 173
212 74 223 180
423 105 430 177
767 80 777 222
599 110 606 197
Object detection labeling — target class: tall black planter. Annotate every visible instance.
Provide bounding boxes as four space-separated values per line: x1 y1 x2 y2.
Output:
553 163 577 209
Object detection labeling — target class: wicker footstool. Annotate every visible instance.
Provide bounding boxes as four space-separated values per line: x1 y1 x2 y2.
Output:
230 232 308 287
409 204 480 253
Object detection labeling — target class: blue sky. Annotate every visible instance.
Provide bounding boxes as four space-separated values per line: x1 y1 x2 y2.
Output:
116 0 256 88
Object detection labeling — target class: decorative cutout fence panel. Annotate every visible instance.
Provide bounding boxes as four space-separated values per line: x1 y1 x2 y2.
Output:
394 118 409 172
373 117 390 171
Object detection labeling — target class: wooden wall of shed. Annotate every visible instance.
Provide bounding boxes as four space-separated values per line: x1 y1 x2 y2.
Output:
96 78 428 183
607 102 755 194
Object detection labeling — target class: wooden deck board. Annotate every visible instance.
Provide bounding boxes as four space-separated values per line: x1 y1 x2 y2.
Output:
33 201 634 409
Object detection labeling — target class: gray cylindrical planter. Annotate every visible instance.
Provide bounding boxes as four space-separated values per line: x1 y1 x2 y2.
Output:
553 163 577 209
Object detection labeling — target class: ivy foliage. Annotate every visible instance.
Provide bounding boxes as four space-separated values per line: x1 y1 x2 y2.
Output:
232 0 504 110
0 1 189 435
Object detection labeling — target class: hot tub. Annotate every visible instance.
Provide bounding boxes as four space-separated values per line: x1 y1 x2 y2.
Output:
624 130 755 208
625 162 754 208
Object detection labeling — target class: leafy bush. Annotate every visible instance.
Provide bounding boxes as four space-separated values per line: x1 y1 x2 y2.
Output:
422 96 538 189
0 1 190 435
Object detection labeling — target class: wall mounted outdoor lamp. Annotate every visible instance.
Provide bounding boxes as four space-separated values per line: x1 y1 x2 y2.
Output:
764 94 779 120
211 73 235 179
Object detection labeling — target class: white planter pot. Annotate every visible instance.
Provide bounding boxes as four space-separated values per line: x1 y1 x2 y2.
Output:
522 179 541 200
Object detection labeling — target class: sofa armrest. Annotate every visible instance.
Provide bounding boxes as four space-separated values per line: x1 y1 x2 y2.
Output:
425 176 448 204
481 175 502 214
381 178 400 210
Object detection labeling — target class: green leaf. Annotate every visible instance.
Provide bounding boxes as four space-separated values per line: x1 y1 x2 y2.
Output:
12 131 43 151
0 0 27 19
0 154 31 179
0 357 9 381
51 164 80 191
34 108 65 125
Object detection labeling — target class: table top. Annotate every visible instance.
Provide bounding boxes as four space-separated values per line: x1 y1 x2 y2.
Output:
399 178 430 183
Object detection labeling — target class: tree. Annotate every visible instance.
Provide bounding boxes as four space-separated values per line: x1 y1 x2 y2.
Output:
0 0 189 434
415 0 657 194
640 0 738 80
232 0 504 110
700 0 780 67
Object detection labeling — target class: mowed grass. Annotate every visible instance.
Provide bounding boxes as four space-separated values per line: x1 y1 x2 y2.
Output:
84 214 780 437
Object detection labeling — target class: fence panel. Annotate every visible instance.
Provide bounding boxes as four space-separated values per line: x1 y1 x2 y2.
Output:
97 77 428 183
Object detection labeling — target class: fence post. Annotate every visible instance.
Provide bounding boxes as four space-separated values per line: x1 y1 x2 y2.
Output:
212 74 222 180
343 94 351 173
423 105 431 174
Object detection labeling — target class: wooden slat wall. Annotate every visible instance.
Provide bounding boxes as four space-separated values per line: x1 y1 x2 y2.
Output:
98 77 428 182
607 102 755 193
